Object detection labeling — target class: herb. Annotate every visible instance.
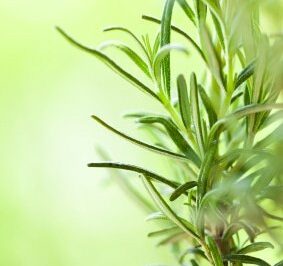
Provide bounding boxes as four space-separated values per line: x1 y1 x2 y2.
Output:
58 0 283 265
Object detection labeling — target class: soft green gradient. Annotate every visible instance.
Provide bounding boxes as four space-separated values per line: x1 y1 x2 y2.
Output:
1 0 282 265
0 0 175 265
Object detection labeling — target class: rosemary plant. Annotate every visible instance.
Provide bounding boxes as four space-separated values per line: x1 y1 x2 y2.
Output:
58 0 283 265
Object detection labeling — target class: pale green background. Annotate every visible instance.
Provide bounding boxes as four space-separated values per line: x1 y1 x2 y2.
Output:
0 1 282 266
0 1 176 265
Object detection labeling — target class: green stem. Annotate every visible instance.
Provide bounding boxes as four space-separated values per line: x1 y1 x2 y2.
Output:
200 239 214 265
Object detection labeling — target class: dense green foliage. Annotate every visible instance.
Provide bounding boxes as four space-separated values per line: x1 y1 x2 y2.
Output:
58 0 283 265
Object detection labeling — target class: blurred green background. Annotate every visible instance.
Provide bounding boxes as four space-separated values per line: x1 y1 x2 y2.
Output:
0 0 282 265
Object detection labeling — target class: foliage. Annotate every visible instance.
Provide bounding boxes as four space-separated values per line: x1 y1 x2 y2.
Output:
58 0 283 265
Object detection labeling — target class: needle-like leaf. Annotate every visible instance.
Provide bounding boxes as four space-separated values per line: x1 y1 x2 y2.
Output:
190 73 205 156
153 32 161 57
138 115 201 166
199 23 225 91
88 162 179 189
170 181 197 201
98 40 151 78
231 91 244 104
200 0 223 25
91 115 189 161
103 26 149 60
56 27 160 102
142 15 206 62
153 44 189 86
198 85 217 128
146 211 170 222
142 175 199 240
237 242 274 255
160 0 176 97
195 1 207 22
224 254 271 266
190 259 200 266
211 12 225 48
223 221 257 243
254 123 283 149
235 61 255 89
207 103 283 146
176 0 196 25
177 75 191 130
147 226 180 238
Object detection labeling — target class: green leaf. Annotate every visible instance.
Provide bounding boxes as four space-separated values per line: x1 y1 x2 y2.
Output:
237 242 274 255
244 85 251 105
103 26 149 60
198 85 218 128
199 188 223 205
206 235 224 266
274 260 283 266
211 12 225 48
223 221 257 243
146 211 169 222
207 103 283 147
179 247 208 263
142 34 154 62
201 118 208 141
142 15 206 62
153 45 189 86
252 46 267 105
96 147 155 212
224 254 271 266
199 23 225 91
259 110 283 130
231 91 243 104
254 123 283 149
255 110 278 133
148 226 180 237
98 40 151 78
176 0 196 25
190 259 200 266
56 27 160 102
218 148 268 169
232 104 283 120
235 61 255 89
142 176 200 240
153 32 161 56
195 0 207 22
177 75 191 130
190 73 205 156
138 115 201 167
196 140 218 207
200 0 222 24
247 42 269 135
91 115 189 162
160 0 176 97
170 181 198 201
88 162 179 189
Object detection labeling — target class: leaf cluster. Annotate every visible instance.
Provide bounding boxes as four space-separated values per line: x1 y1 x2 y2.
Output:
58 0 283 265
